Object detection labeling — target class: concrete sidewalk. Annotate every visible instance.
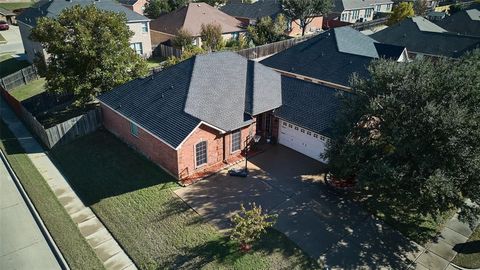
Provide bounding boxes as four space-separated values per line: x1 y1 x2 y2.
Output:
1 99 136 270
0 156 61 270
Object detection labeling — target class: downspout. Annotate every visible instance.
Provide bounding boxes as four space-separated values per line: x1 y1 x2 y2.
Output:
222 135 226 163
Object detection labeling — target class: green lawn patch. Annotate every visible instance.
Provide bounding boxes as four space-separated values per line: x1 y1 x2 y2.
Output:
0 54 30 77
146 58 164 69
49 130 319 270
9 78 46 101
0 1 35 11
0 119 104 270
453 225 480 268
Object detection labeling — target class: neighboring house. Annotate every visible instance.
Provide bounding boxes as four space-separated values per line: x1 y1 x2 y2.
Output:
261 27 408 89
150 2 245 46
98 52 350 181
435 9 480 37
220 0 324 36
331 0 394 23
17 0 152 63
0 7 17 25
372 16 480 58
427 11 447 21
118 0 147 15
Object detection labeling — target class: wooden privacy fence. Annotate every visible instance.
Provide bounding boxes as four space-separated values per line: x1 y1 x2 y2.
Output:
152 44 183 58
0 65 39 91
236 34 314 60
1 87 102 149
351 17 388 31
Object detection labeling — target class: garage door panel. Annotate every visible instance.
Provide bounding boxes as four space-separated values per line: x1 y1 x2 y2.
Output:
278 120 327 163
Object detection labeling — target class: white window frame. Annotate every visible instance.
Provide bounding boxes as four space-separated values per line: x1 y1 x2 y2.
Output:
231 130 241 153
141 22 148 33
130 42 143 55
195 141 208 168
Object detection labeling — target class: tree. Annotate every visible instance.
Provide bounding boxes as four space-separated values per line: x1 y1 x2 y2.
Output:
449 4 462 15
246 14 287 45
172 28 193 48
230 203 277 251
144 0 188 19
197 0 227 7
324 50 480 226
282 0 332 36
387 2 414 25
31 5 147 106
163 45 205 67
414 0 429 16
200 23 224 51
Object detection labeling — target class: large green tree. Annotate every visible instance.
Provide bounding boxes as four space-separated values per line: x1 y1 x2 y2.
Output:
246 14 287 45
31 5 147 106
387 2 414 25
325 51 480 225
144 0 188 19
281 0 332 36
200 23 224 51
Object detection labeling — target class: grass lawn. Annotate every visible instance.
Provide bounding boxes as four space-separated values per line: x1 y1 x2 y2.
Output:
0 119 104 269
0 53 30 77
9 78 46 101
146 58 164 69
359 195 455 244
0 1 35 11
453 225 480 268
49 130 320 270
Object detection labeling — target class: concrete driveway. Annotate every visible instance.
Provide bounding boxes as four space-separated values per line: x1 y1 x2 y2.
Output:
0 25 26 56
175 146 424 269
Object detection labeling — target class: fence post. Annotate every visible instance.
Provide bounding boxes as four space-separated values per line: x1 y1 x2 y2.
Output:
20 68 27 84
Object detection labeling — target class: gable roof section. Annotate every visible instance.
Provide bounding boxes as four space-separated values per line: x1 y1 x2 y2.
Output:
276 77 352 137
98 52 282 148
372 17 480 58
261 27 405 87
220 0 282 20
435 9 480 37
17 0 148 27
150 2 244 36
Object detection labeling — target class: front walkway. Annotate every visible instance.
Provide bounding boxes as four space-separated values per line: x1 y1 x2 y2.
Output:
0 99 136 270
176 146 478 269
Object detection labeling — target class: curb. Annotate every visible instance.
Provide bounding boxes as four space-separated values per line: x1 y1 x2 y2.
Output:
0 149 70 270
449 263 480 270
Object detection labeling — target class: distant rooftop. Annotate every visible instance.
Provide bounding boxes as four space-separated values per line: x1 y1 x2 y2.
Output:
332 0 393 13
220 0 282 20
17 0 148 27
435 9 480 37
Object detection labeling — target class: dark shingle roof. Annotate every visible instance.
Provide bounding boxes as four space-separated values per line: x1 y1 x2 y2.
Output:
98 52 282 148
117 0 138 6
372 17 480 58
150 2 244 36
17 0 148 27
261 27 405 87
276 77 352 137
435 9 480 37
220 0 282 20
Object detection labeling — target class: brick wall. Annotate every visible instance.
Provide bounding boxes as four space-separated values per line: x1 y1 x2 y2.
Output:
288 16 323 37
101 104 179 178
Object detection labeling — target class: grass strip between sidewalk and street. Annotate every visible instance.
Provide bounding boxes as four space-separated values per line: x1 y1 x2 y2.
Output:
0 119 105 269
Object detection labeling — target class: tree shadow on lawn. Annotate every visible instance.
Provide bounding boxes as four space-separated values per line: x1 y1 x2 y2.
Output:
454 240 480 254
159 228 320 270
49 130 178 206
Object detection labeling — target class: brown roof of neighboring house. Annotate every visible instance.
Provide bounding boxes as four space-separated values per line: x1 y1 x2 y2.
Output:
150 2 245 36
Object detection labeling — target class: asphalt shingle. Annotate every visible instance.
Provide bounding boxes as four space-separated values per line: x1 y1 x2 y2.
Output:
220 0 282 20
435 9 480 37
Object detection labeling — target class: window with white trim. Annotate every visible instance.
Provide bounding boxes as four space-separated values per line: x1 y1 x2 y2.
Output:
231 130 241 152
130 121 138 137
130 42 143 55
365 8 373 18
195 141 207 167
141 22 148 33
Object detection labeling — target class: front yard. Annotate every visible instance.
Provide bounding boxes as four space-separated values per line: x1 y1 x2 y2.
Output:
49 130 319 269
453 225 480 268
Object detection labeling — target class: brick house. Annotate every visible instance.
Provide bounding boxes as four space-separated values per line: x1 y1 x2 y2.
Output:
17 0 153 63
220 0 324 37
98 52 350 182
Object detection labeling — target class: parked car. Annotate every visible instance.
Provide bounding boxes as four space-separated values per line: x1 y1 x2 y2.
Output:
0 21 9 31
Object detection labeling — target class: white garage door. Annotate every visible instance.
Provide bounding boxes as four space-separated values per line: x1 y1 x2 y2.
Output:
278 120 329 163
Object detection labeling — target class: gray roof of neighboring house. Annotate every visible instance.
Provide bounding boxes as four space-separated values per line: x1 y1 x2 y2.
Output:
332 0 393 13
435 9 480 37
150 2 245 36
17 0 148 27
261 27 405 87
98 52 282 148
220 0 282 20
372 16 480 58
276 77 352 137
0 7 16 16
117 0 138 6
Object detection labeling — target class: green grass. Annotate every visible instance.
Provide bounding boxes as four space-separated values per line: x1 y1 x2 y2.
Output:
0 54 30 77
49 130 320 270
9 78 46 101
453 225 480 268
0 119 104 269
0 1 35 11
146 58 164 69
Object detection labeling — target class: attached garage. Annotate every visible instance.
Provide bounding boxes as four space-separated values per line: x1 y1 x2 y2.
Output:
278 120 329 163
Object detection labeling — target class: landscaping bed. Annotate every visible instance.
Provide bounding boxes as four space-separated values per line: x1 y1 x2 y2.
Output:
452 225 480 269
49 130 320 269
0 119 104 269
